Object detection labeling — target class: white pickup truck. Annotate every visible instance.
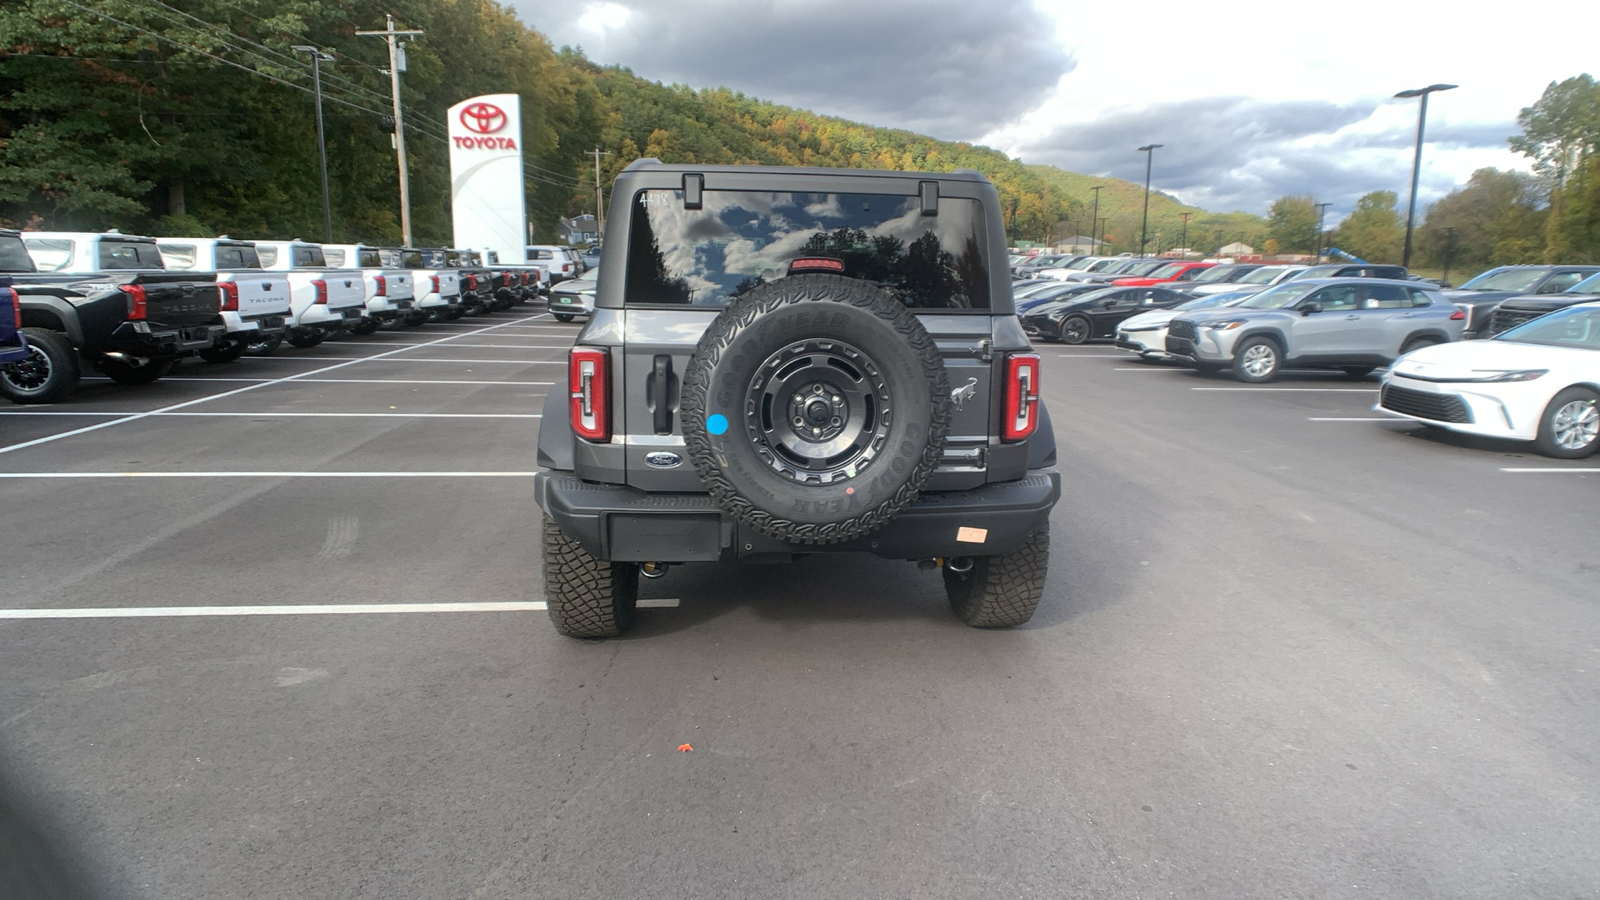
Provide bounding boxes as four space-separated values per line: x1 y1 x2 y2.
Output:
382 247 462 323
155 237 292 363
253 240 367 350
323 243 415 334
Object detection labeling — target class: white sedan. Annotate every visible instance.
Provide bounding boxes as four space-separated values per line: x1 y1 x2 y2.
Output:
1376 301 1600 458
1114 292 1253 361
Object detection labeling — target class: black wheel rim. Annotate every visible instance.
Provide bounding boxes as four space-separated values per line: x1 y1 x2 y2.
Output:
1063 318 1088 343
0 345 51 393
744 338 892 485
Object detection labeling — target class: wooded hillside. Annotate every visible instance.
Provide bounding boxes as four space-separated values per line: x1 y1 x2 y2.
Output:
0 0 1260 248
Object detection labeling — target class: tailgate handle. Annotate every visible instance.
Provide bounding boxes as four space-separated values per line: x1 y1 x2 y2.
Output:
649 354 675 434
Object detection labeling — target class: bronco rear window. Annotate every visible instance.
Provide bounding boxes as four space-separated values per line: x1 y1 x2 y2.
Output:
624 190 991 309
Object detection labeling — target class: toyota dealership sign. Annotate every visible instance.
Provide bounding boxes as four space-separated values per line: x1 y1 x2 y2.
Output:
447 93 526 260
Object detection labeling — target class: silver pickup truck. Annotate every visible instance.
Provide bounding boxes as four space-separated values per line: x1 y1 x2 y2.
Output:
156 237 292 363
323 243 416 334
253 240 367 351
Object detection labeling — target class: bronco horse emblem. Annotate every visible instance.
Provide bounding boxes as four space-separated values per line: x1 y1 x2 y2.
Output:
950 377 979 410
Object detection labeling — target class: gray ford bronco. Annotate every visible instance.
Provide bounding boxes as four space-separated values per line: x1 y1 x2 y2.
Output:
534 161 1061 637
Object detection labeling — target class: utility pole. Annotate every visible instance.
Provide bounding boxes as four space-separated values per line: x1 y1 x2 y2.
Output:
292 46 336 243
1179 212 1191 258
587 148 611 242
1089 185 1103 255
358 16 423 246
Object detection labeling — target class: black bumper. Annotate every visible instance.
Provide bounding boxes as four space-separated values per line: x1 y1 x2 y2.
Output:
535 470 1061 563
107 321 226 357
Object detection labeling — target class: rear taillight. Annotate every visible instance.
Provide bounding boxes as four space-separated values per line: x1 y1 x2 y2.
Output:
466 274 478 291
312 279 328 304
120 284 148 321
569 347 610 442
1002 352 1041 442
374 275 387 296
218 281 240 312
1449 308 1466 321
430 274 440 293
9 287 19 323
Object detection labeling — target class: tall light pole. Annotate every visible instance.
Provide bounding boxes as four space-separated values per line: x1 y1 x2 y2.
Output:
1441 226 1458 285
1395 83 1456 268
1089 185 1103 255
1098 218 1108 253
1179 212 1190 258
1137 144 1163 256
292 46 335 243
1313 201 1332 263
358 16 424 246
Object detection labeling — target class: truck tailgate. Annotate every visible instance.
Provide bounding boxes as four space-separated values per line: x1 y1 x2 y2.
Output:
379 269 414 300
321 272 366 309
223 272 292 316
127 272 223 329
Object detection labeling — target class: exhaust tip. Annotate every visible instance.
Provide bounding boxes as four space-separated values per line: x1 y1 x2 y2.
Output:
945 557 975 575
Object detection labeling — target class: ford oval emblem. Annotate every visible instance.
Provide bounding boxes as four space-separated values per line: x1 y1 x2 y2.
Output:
644 451 682 469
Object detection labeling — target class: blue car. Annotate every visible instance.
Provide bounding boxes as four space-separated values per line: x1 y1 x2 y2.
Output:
0 280 26 366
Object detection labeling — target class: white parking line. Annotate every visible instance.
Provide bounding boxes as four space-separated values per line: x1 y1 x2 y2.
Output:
0 315 546 456
0 471 543 478
1053 354 1127 359
393 343 573 350
1111 367 1180 372
0 411 541 419
86 377 555 385
0 598 680 619
1308 417 1414 422
1191 387 1377 392
1499 468 1600 474
232 353 566 360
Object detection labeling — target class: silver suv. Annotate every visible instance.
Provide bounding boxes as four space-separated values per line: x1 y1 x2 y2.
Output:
1165 278 1465 382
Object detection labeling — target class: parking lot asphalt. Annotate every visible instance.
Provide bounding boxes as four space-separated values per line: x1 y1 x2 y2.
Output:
2 320 1597 899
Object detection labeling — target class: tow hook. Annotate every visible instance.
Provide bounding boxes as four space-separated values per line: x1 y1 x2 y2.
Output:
640 561 670 579
945 557 975 575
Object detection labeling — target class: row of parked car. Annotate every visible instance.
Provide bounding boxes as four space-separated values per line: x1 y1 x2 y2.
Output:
1006 259 1600 458
0 229 586 405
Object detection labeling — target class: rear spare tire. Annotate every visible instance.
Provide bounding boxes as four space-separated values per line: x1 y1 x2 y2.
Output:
681 274 952 545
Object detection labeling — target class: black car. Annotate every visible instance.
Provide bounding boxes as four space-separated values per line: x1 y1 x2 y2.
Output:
1023 286 1191 343
1483 270 1600 337
1015 281 1105 313
1444 265 1600 339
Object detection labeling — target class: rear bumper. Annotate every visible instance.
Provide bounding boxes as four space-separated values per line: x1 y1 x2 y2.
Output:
535 470 1061 563
106 321 226 357
221 311 288 336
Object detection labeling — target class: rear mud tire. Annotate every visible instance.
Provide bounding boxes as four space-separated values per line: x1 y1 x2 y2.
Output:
680 274 952 545
245 335 282 356
286 331 325 349
347 319 382 336
0 328 79 404
553 313 574 322
944 525 1050 628
542 516 638 638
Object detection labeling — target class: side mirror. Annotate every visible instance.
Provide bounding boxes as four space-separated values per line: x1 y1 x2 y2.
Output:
1102 299 1117 308
1301 301 1323 315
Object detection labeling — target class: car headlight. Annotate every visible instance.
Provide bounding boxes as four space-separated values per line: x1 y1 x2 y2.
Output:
1202 320 1245 330
1481 369 1548 382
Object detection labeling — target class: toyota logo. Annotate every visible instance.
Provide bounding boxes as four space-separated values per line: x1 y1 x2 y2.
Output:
459 102 506 134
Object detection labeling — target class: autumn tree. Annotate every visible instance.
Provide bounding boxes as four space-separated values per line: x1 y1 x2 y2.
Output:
1266 195 1318 254
1334 191 1404 263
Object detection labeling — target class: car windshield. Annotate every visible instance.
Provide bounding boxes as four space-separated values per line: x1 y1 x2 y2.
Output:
1012 282 1058 298
1238 282 1318 309
1174 294 1245 311
1458 268 1546 292
1566 272 1600 293
624 189 992 309
1123 261 1165 276
1191 266 1236 283
1067 257 1098 269
1146 262 1189 278
1292 265 1346 280
1493 306 1600 349
1239 266 1288 284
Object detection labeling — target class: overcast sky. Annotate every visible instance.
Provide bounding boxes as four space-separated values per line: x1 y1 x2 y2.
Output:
508 0 1586 224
